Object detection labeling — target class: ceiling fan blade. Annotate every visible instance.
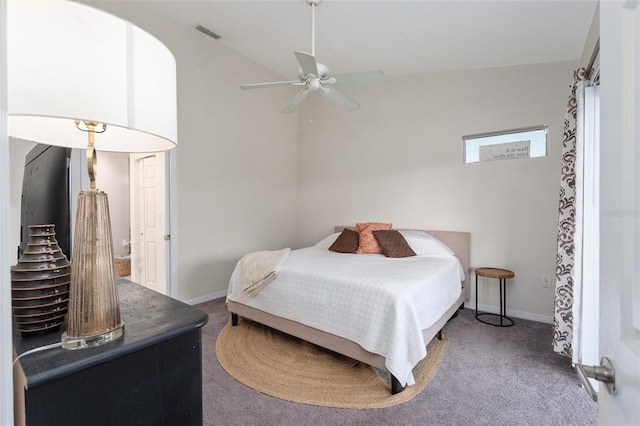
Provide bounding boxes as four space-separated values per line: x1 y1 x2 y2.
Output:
294 51 318 77
319 87 359 111
241 80 303 90
282 88 309 113
332 70 385 85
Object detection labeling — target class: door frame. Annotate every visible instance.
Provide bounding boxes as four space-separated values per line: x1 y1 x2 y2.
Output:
1 1 15 422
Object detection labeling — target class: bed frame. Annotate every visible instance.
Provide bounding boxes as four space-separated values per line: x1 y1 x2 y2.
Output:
228 227 471 394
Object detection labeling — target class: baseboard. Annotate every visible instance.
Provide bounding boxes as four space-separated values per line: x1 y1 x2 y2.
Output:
184 290 227 306
464 301 553 324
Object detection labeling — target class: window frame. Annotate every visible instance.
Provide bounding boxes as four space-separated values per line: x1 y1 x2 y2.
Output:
462 125 548 164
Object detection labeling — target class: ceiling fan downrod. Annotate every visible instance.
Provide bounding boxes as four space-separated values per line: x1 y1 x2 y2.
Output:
308 0 322 57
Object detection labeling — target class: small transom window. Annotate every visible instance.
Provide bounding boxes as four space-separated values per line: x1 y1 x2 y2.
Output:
463 126 547 163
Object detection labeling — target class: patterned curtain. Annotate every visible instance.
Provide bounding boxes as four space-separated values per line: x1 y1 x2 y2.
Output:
553 68 586 361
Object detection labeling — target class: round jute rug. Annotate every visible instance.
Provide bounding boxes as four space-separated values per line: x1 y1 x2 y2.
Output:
215 319 449 409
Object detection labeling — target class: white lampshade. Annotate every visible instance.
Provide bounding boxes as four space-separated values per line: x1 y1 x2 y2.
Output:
7 0 177 152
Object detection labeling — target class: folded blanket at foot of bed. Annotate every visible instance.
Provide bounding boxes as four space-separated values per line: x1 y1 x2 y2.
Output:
241 248 291 297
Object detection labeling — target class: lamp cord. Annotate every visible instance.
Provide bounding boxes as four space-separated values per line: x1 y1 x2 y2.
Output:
13 342 63 366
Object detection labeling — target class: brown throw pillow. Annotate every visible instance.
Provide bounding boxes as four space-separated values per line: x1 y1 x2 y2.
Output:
373 230 416 258
328 228 360 253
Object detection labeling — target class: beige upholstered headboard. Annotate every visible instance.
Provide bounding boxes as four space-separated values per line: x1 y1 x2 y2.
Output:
335 226 471 301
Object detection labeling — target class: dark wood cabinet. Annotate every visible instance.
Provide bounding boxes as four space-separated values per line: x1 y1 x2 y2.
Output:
13 279 209 426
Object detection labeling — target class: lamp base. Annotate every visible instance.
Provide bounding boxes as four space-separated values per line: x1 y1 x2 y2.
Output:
66 189 124 350
61 324 124 350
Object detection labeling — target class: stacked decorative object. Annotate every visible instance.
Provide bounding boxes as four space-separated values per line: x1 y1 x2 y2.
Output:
11 224 71 335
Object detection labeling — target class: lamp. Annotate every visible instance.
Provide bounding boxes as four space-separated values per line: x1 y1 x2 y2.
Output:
7 1 177 349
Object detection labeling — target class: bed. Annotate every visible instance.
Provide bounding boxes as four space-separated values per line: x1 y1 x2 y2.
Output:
226 226 471 394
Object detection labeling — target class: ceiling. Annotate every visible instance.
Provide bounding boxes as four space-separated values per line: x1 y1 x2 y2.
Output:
135 0 598 79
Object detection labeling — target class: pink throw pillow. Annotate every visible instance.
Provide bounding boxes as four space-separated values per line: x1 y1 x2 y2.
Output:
355 222 392 254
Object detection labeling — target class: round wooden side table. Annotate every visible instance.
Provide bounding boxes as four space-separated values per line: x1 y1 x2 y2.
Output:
475 267 515 327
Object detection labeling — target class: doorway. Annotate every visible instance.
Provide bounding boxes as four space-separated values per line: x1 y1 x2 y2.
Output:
129 152 169 295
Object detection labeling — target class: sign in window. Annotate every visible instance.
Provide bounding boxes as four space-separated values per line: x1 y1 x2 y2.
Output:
463 126 547 163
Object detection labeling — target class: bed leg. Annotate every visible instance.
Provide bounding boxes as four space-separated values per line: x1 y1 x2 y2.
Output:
436 329 443 340
391 375 404 395
231 313 238 326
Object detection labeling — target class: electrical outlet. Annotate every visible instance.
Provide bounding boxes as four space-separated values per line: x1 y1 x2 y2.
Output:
542 276 551 288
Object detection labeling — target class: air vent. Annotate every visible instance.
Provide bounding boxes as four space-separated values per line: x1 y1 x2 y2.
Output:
196 25 221 40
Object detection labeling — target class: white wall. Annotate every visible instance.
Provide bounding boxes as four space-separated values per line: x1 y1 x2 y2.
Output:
297 61 578 321
85 1 299 301
581 2 599 71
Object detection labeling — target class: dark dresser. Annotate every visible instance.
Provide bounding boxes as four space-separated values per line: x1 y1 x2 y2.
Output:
13 278 209 426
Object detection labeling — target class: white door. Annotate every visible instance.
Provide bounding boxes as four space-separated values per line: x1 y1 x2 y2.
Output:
130 152 167 295
598 1 640 423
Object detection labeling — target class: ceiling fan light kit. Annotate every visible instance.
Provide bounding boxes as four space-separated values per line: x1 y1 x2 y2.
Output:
240 0 385 113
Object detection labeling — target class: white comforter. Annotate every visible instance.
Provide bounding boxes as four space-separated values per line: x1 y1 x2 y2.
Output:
226 240 462 387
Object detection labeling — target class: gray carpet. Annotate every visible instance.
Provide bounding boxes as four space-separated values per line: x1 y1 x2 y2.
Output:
198 298 597 426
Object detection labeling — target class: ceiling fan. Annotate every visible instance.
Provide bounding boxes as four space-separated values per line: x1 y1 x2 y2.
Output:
240 0 385 113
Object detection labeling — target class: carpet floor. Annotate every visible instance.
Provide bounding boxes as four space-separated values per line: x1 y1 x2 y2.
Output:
199 298 598 426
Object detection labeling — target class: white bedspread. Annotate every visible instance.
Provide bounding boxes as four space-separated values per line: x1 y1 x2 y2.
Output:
227 245 462 387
